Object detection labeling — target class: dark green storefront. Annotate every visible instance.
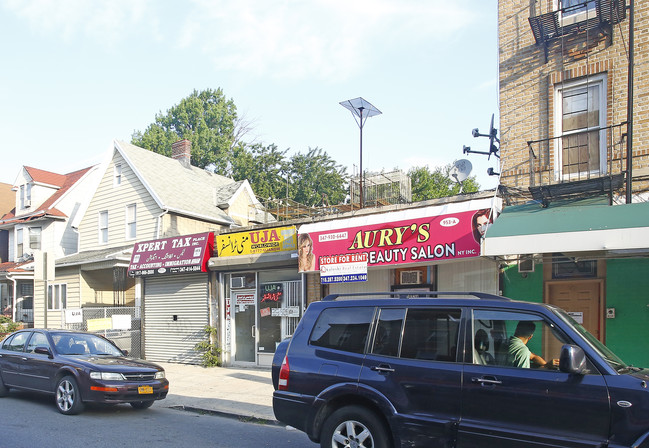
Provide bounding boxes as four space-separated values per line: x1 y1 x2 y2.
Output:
487 199 649 368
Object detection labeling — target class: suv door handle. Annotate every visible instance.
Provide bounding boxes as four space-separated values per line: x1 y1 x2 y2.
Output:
472 376 502 386
370 365 395 373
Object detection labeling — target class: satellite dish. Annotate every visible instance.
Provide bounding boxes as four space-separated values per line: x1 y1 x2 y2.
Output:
449 159 473 183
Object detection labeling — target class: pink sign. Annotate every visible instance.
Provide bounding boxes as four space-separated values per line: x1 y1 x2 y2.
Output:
299 208 494 271
128 232 214 276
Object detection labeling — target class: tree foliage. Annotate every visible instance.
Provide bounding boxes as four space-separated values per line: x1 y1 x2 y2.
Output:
287 148 348 207
229 143 288 201
131 88 239 172
409 162 480 201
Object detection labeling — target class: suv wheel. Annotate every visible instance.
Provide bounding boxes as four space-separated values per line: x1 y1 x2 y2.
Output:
320 405 390 448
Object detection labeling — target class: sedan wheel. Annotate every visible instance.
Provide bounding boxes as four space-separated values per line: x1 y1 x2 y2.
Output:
56 376 85 415
321 406 390 448
130 400 155 410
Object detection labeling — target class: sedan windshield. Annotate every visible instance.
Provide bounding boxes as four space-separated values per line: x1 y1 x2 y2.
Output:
553 308 627 371
51 333 124 356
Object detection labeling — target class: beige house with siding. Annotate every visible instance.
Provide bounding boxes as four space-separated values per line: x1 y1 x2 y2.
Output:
36 139 266 333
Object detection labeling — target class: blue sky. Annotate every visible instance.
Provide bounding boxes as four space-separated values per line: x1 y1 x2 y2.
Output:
0 0 500 192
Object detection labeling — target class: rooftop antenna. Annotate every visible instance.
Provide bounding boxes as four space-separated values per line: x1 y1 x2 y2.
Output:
463 114 500 159
449 159 473 194
340 97 382 208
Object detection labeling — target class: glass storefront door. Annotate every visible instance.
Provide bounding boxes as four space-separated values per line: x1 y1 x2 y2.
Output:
233 288 256 363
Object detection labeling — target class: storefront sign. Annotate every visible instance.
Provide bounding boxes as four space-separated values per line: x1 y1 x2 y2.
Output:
260 283 283 303
320 253 368 283
298 200 497 271
271 307 300 317
65 309 83 325
216 226 297 257
128 232 214 277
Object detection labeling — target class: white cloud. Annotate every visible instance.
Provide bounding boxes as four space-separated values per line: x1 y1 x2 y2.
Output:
179 0 479 81
2 0 152 46
2 0 479 79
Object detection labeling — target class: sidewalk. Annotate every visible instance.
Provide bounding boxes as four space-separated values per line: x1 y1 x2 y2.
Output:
156 362 278 423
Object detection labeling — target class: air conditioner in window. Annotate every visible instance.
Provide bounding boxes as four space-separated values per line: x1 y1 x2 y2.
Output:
518 258 535 273
24 199 31 208
230 276 246 289
400 270 423 285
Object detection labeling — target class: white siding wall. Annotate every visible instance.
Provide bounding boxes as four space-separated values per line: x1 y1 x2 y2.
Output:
437 258 499 295
78 151 162 252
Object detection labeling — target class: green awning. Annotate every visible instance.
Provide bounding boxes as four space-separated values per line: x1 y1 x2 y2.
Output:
483 197 649 257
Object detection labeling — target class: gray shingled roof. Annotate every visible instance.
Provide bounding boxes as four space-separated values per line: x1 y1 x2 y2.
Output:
56 245 133 267
116 141 238 225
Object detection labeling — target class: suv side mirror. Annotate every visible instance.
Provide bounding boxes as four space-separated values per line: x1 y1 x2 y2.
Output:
559 344 587 374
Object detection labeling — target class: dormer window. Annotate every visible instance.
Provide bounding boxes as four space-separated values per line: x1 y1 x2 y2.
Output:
20 183 32 209
114 163 122 186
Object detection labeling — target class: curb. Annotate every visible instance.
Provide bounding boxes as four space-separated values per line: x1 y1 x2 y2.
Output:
168 405 282 426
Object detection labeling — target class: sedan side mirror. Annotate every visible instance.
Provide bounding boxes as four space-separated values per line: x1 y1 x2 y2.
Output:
559 344 587 375
34 346 53 359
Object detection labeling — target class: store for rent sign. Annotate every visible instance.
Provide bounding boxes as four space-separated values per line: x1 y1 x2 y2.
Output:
298 201 497 271
320 253 368 284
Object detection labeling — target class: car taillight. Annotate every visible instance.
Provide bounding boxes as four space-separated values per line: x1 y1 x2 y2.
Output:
278 356 290 391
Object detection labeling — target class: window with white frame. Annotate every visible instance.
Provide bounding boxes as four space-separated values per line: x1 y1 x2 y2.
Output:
29 227 41 250
126 204 137 239
554 74 607 179
16 228 23 258
47 284 67 310
114 163 122 186
556 0 596 25
99 211 109 244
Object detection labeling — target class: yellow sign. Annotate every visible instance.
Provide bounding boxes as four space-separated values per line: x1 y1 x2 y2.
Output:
217 226 297 257
87 318 112 332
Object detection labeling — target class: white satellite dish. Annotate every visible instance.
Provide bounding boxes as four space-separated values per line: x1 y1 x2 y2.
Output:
449 159 473 183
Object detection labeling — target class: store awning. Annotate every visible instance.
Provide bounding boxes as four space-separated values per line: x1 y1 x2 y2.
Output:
482 197 649 257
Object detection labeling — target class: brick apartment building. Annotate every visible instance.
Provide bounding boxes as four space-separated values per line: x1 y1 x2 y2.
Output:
482 0 649 366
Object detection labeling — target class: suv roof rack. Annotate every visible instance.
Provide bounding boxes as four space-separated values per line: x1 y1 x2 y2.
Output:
322 291 511 302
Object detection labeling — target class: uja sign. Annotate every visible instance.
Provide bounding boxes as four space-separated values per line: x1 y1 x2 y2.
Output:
128 232 214 277
298 201 496 271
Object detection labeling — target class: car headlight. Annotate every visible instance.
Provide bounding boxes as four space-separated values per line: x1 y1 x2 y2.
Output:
155 371 165 379
90 371 126 381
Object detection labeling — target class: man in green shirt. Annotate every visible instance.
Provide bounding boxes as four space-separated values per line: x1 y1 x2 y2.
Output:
506 321 549 368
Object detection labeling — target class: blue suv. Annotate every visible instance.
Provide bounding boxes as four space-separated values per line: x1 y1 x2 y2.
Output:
272 292 649 448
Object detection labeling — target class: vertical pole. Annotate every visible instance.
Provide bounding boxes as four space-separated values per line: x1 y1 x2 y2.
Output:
626 0 634 204
359 107 364 209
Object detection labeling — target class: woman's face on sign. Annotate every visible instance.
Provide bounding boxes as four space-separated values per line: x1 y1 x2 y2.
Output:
476 215 490 235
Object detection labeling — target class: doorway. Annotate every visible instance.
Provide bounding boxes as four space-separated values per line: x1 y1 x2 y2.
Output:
233 289 257 363
546 279 604 341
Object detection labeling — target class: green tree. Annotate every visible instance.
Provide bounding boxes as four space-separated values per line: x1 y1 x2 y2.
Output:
287 148 348 206
230 143 288 201
131 88 240 171
409 162 480 201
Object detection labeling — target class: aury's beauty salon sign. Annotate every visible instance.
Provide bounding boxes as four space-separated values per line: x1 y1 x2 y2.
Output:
298 199 497 271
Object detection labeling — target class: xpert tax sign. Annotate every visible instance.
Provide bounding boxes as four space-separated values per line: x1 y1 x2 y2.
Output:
298 199 498 271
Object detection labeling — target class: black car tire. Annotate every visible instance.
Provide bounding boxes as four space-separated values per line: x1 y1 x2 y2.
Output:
320 405 391 448
130 400 155 410
0 375 9 397
55 375 85 415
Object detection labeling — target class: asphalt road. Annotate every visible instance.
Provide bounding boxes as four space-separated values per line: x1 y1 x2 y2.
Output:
2 391 312 448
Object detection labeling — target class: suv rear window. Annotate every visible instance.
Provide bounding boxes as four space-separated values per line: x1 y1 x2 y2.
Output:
310 307 374 353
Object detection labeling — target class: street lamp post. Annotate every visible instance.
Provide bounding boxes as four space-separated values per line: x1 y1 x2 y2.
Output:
340 97 382 208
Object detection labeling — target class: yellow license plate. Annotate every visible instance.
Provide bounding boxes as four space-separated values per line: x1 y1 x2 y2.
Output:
138 386 153 394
